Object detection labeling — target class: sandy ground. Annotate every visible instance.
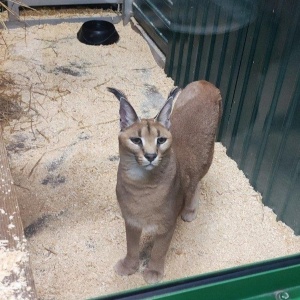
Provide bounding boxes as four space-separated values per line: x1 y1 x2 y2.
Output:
1 19 300 300
0 240 30 300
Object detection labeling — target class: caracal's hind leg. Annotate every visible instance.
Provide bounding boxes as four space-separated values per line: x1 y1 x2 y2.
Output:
181 181 201 222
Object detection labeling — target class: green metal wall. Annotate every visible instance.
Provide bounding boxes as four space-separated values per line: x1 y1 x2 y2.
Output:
134 0 300 234
219 0 300 235
133 0 173 54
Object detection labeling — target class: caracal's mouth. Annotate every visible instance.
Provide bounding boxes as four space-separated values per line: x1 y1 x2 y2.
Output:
145 163 156 170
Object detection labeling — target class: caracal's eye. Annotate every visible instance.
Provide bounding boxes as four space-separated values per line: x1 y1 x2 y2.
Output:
130 137 142 145
157 137 167 145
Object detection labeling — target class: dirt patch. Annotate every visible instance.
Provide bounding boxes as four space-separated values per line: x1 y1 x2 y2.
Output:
1 20 300 300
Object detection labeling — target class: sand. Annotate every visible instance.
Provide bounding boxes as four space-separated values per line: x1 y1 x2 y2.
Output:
1 19 300 300
0 240 30 300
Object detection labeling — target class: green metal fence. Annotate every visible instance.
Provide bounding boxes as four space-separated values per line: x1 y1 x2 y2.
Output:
93 254 300 299
133 0 174 54
135 0 300 235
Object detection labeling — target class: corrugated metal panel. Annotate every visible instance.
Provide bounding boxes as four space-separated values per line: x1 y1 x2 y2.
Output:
166 0 257 139
133 0 173 54
164 0 300 234
166 0 256 83
223 0 300 233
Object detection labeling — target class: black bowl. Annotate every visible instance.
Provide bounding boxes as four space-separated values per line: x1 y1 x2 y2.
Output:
77 20 119 46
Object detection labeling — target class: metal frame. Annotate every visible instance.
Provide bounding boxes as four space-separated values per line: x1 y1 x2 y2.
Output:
5 0 131 27
7 0 122 20
92 254 300 300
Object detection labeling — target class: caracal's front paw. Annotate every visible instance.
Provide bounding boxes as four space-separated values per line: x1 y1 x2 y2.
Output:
114 257 139 276
143 268 163 284
181 208 197 222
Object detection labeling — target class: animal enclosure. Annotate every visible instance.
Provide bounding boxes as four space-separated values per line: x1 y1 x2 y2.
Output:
1 3 300 300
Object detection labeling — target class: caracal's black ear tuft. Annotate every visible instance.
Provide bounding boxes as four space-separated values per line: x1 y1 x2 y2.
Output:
167 87 181 101
107 87 139 131
107 87 127 101
155 87 181 129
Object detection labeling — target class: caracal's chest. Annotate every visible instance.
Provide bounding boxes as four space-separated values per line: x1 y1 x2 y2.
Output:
116 165 180 231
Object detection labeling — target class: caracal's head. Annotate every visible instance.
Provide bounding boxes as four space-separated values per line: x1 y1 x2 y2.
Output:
107 87 181 170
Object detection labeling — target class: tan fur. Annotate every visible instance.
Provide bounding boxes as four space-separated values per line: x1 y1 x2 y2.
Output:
107 80 222 284
171 80 222 221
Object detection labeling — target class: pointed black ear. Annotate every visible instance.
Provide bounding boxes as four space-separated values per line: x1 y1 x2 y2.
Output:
155 87 181 129
107 87 139 131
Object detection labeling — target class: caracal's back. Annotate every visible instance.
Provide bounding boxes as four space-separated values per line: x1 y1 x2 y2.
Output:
171 80 222 221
